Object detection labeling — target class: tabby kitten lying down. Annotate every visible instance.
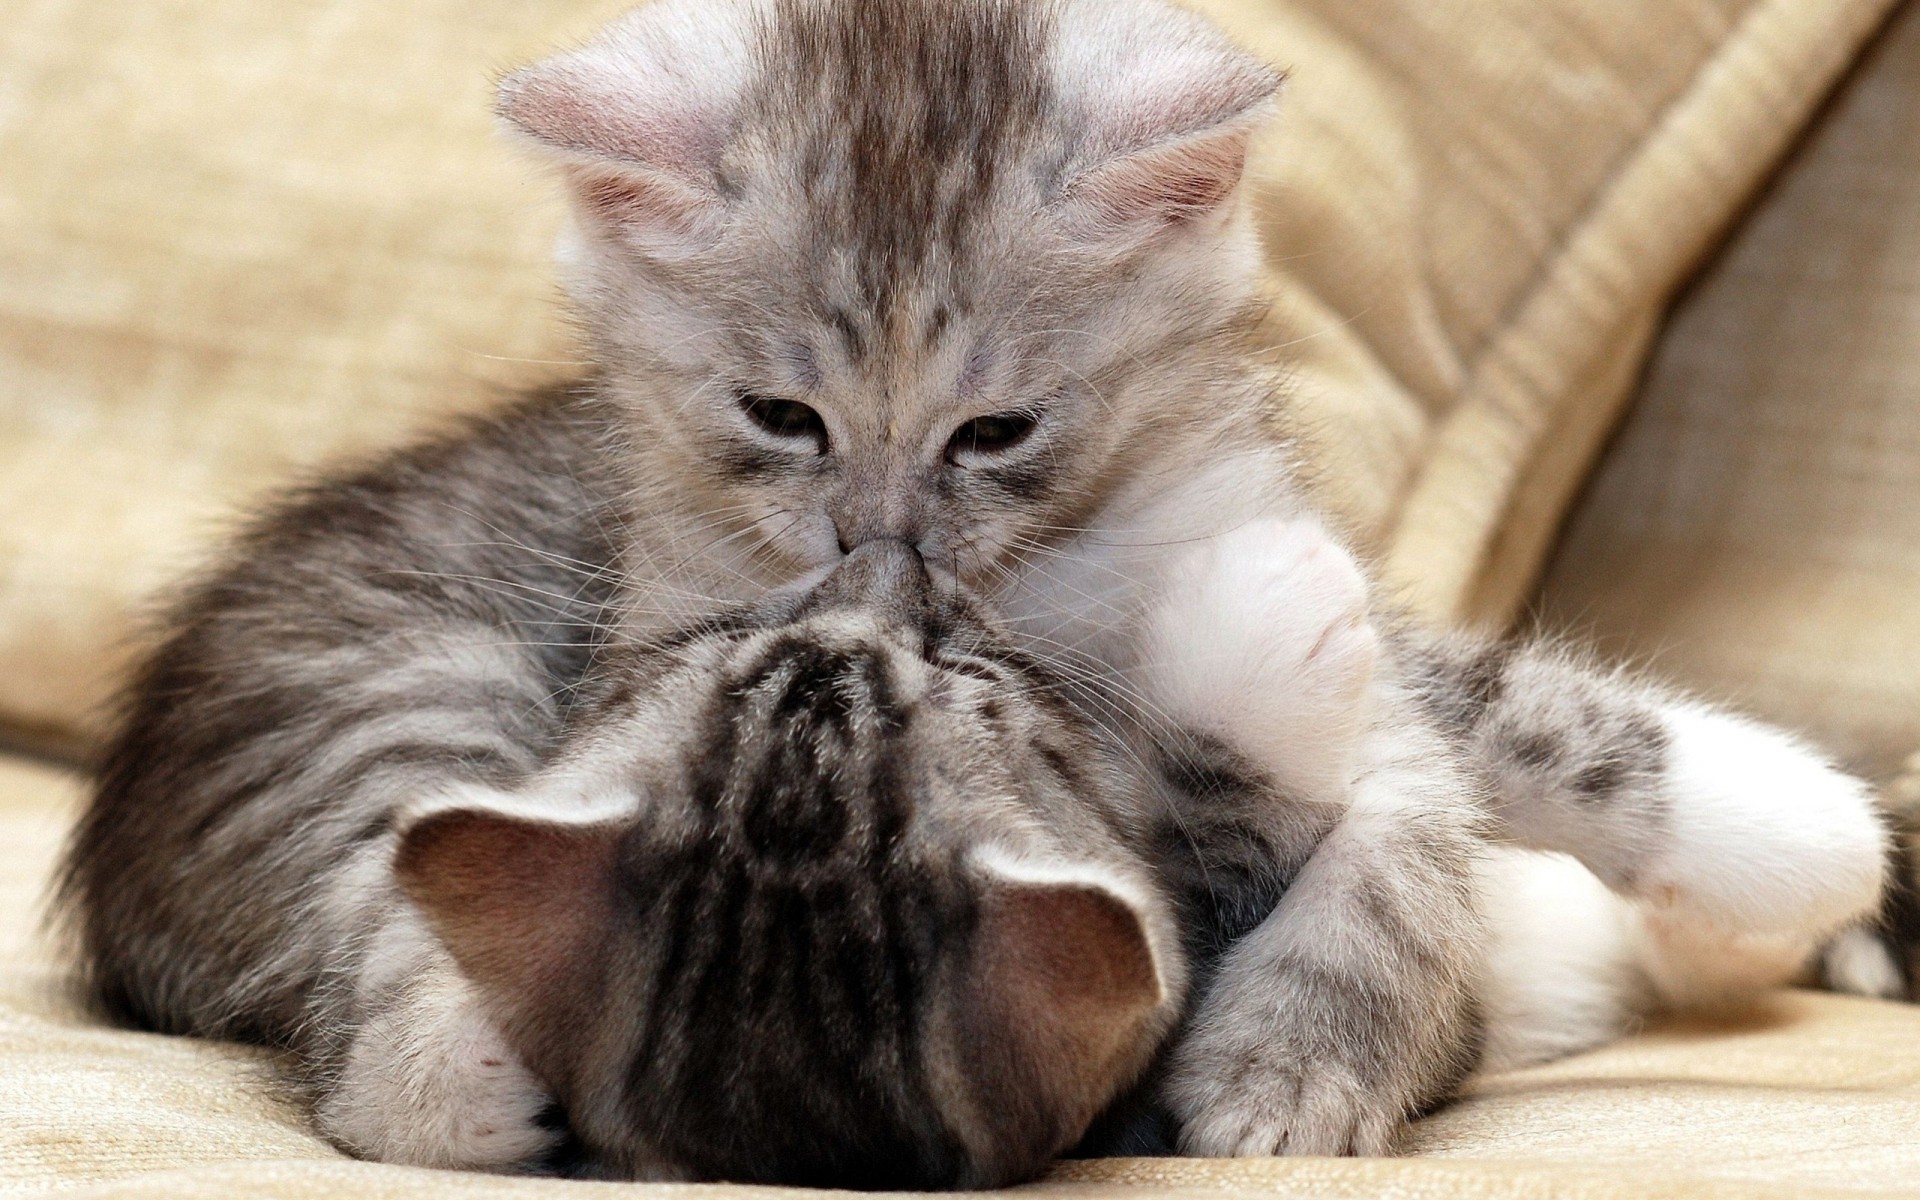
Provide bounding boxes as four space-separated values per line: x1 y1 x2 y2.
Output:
60 0 1889 1186
393 541 1193 1185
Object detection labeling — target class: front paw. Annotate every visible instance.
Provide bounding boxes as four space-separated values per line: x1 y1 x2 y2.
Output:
1164 1037 1398 1157
1144 516 1378 795
319 976 561 1171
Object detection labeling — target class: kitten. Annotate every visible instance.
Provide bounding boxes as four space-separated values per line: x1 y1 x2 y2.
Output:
480 0 1885 1149
387 540 1195 1186
60 0 1887 1177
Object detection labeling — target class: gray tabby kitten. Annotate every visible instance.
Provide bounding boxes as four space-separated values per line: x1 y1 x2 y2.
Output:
61 0 1886 1180
393 539 1204 1186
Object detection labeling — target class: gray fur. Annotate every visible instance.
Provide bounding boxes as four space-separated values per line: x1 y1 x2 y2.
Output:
64 389 621 1054
1404 631 1680 894
1153 661 1487 1159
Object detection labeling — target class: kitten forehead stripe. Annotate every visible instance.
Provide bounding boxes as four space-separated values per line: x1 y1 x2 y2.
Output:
764 0 1052 350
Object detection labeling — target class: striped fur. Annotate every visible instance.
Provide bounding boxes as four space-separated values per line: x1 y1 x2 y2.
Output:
66 390 622 1057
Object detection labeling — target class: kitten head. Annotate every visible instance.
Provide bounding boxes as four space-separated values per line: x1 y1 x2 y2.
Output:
395 542 1185 1187
499 0 1281 586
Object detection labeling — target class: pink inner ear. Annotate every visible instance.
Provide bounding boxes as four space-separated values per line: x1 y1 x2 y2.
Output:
496 43 735 240
975 877 1164 1074
955 872 1166 1155
396 810 619 1001
566 164 716 238
990 883 1160 1016
1064 126 1254 230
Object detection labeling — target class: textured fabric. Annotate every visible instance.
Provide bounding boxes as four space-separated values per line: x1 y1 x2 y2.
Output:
0 0 1897 754
1537 2 1920 781
1237 0 1899 627
0 0 629 758
9 753 1920 1196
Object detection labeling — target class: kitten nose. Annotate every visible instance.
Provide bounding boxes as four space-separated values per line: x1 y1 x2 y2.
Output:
834 504 923 556
806 540 933 621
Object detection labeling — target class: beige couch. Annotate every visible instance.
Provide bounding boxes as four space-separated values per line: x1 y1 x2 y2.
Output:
5 0 1920 1194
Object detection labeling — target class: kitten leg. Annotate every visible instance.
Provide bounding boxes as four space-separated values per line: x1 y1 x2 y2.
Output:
1474 844 1883 1075
1822 924 1908 1000
1140 514 1379 802
1472 849 1647 1074
316 942 560 1171
1140 518 1480 1156
1405 635 1887 947
1160 714 1484 1156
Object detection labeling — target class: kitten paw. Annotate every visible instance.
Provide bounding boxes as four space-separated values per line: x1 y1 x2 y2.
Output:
1168 1058 1397 1158
1144 516 1378 795
1638 704 1886 939
1822 925 1908 1000
319 975 559 1171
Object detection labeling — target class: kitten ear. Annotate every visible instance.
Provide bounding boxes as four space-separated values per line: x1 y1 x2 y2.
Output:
1061 122 1268 231
1051 1 1282 232
965 854 1173 1111
496 3 756 242
394 806 621 999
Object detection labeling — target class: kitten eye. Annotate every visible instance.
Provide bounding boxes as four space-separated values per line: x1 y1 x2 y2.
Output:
738 392 828 452
947 410 1038 460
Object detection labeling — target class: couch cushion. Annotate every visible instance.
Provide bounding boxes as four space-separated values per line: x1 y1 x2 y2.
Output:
1536 2 1920 780
9 753 1920 1196
0 0 1898 754
1220 0 1896 626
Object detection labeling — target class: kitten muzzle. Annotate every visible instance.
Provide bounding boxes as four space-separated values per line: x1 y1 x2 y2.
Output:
798 539 935 626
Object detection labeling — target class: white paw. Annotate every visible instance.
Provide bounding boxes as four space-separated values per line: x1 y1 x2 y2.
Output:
1823 925 1907 1000
1144 516 1378 796
1636 906 1828 1008
1640 704 1887 939
1166 1050 1397 1158
319 975 559 1171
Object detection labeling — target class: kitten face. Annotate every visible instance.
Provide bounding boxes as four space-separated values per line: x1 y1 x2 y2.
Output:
398 542 1186 1187
501 0 1281 588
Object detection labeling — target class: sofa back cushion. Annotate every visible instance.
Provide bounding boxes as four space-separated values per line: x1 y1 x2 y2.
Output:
1538 2 1920 778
